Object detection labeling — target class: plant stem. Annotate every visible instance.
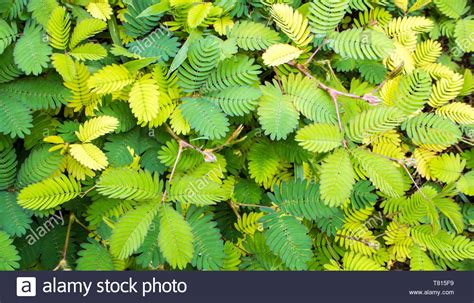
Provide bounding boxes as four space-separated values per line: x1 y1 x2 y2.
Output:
80 185 97 198
209 125 245 152
236 203 274 210
165 124 217 162
53 213 75 271
304 39 328 65
328 90 348 148
228 201 241 220
288 61 381 105
378 155 427 199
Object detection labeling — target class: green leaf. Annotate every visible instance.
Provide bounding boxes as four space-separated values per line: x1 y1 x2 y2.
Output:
262 212 312 270
17 174 81 210
0 192 32 237
0 20 17 54
228 21 281 51
351 148 406 197
97 167 162 201
158 204 194 269
296 123 343 153
76 242 115 270
257 82 299 140
187 206 224 270
329 28 395 60
14 23 52 75
110 202 160 259
180 97 230 140
0 231 20 270
320 148 355 207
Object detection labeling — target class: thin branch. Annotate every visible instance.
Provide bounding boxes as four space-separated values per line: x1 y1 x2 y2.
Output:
53 213 74 271
368 63 404 96
80 185 97 198
399 161 424 194
273 66 283 88
236 203 274 210
377 154 427 199
165 123 245 162
288 61 382 105
209 125 245 152
328 90 348 148
161 140 185 203
228 201 241 220
454 144 463 153
169 141 185 185
161 124 245 203
304 39 328 65
337 234 380 249
165 123 216 161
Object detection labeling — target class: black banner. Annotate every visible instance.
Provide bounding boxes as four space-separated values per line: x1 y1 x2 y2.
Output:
0 271 472 302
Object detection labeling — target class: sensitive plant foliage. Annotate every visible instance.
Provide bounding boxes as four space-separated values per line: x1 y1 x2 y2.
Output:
0 0 473 272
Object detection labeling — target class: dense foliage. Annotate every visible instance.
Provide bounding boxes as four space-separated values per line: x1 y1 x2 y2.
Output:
0 0 473 271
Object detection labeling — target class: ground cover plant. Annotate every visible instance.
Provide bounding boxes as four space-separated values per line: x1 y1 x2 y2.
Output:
0 0 473 271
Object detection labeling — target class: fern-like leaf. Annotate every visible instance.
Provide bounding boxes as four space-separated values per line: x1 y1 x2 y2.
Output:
262 43 302 67
17 174 81 210
86 0 113 21
262 212 312 270
270 4 313 48
76 116 119 143
0 143 17 190
128 75 160 123
346 106 406 143
204 86 261 116
320 148 355 207
97 167 162 201
187 206 225 270
177 36 221 92
201 55 261 92
436 102 474 125
390 70 432 114
46 6 71 50
282 73 337 123
88 64 134 95
0 231 20 270
158 204 194 269
70 43 107 61
296 123 343 153
16 145 63 188
228 21 281 51
433 0 468 19
257 82 299 140
69 143 109 171
351 148 406 197
0 96 32 138
428 153 465 183
308 0 349 38
69 18 107 49
414 40 442 67
0 73 71 110
402 113 461 147
0 192 32 237
248 141 280 185
325 251 385 271
76 242 115 270
0 20 17 54
14 23 52 75
180 97 230 140
428 73 464 108
110 202 159 259
329 28 395 60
